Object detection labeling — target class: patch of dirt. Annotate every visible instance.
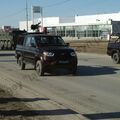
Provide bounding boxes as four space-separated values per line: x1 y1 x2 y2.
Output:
0 88 46 120
69 41 108 54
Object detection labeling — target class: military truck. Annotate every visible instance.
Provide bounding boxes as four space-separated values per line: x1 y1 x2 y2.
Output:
0 31 13 50
0 30 26 50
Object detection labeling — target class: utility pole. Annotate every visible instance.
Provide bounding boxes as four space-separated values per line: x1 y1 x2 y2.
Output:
41 7 43 31
26 0 28 31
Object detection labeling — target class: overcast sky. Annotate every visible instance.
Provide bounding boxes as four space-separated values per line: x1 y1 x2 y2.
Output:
0 0 120 27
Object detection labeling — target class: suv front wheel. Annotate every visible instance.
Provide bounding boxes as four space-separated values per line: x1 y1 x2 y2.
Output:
112 53 120 64
18 56 25 70
36 60 44 76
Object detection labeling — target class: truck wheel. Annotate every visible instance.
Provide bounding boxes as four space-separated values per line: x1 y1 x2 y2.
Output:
36 60 44 76
112 53 120 64
18 56 25 70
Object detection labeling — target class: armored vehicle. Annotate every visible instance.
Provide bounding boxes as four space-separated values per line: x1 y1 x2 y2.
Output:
0 30 26 50
0 31 13 50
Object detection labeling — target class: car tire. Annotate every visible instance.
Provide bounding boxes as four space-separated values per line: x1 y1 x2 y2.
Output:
112 53 120 64
18 56 25 70
36 60 44 76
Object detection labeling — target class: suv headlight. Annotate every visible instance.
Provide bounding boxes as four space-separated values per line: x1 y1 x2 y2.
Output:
43 52 55 57
70 52 76 57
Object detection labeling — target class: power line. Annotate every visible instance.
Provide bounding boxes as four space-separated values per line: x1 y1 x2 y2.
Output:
43 0 72 8
0 8 25 20
0 0 73 25
0 0 72 20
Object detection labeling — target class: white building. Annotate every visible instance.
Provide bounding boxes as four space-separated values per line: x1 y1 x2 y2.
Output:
19 12 120 40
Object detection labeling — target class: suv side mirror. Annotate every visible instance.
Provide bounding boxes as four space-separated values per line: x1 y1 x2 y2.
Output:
65 43 70 46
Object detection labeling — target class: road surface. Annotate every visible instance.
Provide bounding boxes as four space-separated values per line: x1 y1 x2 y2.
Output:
0 51 120 120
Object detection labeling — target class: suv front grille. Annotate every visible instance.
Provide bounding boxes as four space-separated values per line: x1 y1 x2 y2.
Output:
57 52 70 61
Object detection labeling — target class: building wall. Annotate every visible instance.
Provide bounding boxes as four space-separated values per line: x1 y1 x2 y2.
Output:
19 21 32 32
19 12 120 40
19 12 120 30
43 17 59 27
75 12 120 25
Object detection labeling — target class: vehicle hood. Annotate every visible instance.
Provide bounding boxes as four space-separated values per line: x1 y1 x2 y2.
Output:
39 46 75 53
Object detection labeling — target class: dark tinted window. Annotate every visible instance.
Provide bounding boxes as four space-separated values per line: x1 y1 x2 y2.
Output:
24 36 31 47
31 37 36 46
35 36 65 46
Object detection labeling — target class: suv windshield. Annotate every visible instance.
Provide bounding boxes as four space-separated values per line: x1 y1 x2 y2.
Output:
35 36 66 46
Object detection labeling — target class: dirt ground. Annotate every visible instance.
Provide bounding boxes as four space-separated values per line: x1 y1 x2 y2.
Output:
68 40 108 54
0 40 109 120
0 88 45 120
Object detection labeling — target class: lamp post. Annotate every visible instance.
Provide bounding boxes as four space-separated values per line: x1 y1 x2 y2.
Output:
96 19 100 37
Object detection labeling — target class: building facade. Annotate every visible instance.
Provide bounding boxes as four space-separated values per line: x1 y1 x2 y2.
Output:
19 12 120 40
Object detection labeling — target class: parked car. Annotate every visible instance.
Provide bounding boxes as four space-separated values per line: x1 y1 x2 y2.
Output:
107 36 120 64
15 32 78 76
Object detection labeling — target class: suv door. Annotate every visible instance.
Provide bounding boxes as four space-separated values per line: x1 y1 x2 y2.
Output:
23 36 32 63
29 36 38 64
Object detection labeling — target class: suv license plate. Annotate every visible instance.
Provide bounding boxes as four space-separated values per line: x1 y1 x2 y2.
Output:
59 61 69 64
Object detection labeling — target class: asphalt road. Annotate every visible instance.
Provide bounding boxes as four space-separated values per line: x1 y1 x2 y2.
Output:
0 51 120 120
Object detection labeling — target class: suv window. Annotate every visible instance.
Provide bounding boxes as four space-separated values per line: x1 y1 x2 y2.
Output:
31 37 36 46
35 36 65 46
24 36 31 47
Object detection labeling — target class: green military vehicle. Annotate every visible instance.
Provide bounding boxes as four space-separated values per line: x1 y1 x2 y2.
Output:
0 31 13 50
0 30 26 50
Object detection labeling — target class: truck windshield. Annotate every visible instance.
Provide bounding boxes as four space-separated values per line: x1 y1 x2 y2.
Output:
35 36 66 46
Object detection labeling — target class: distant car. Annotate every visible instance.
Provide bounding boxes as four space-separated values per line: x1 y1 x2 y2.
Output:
15 33 78 76
107 37 120 64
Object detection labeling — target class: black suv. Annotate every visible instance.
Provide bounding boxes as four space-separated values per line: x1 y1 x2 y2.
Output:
107 36 120 64
15 33 78 76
